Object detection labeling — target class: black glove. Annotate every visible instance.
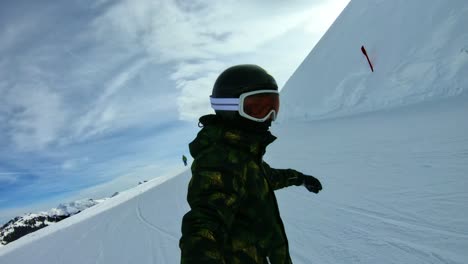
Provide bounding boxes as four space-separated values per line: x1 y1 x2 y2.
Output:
303 175 322 193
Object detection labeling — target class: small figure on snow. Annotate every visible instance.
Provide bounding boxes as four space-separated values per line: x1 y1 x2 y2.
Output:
179 65 322 264
182 155 188 166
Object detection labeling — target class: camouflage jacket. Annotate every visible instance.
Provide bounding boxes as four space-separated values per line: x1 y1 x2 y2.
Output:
180 115 305 264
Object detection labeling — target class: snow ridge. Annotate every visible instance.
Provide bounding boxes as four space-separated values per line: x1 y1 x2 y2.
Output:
0 199 105 245
280 0 468 121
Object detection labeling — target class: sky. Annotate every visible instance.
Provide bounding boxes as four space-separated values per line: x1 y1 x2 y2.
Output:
0 0 349 222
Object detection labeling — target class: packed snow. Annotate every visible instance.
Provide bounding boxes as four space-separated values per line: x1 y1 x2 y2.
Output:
1 0 467 263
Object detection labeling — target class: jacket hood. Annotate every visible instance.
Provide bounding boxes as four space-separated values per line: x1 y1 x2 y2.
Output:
189 115 276 159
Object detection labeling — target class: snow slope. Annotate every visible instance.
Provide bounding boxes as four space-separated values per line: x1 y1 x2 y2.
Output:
280 0 468 120
0 172 187 263
270 96 468 263
1 0 468 263
1 95 467 264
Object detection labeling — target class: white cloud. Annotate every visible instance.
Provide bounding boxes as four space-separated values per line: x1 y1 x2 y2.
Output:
170 60 226 119
71 58 149 140
93 1 323 61
0 14 38 54
304 0 349 34
91 0 349 121
170 60 226 82
0 0 350 146
176 73 219 120
61 157 90 170
6 82 68 151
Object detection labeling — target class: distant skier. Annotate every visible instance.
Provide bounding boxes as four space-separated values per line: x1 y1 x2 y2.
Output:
180 65 323 264
182 155 188 166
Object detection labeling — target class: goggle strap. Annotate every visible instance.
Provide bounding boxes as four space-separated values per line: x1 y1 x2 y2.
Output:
210 97 239 111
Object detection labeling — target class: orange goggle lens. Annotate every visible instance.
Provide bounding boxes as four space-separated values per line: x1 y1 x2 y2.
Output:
242 92 279 120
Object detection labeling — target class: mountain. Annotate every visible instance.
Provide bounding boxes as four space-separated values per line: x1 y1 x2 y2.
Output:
1 0 467 263
0 199 105 246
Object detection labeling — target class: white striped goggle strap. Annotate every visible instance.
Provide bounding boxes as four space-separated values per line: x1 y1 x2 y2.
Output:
210 97 239 111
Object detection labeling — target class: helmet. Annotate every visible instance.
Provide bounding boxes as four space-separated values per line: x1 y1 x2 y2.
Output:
212 64 278 98
211 64 278 122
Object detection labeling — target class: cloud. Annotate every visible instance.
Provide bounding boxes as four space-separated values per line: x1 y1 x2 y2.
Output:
92 0 323 61
0 1 349 152
170 60 226 81
71 58 150 141
304 0 349 34
0 172 21 185
0 3 47 55
5 82 68 151
61 157 90 170
91 0 349 121
175 72 220 120
170 60 226 119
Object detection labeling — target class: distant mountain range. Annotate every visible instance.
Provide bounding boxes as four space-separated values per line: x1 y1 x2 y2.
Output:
0 198 108 246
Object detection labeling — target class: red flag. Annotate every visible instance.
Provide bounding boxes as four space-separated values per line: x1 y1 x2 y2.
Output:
361 45 374 72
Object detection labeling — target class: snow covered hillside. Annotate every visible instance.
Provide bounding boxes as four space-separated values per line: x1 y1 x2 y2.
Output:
280 0 468 121
0 172 187 262
1 0 467 263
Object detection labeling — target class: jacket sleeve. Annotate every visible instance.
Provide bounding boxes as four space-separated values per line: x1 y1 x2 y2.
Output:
262 161 305 191
180 169 242 264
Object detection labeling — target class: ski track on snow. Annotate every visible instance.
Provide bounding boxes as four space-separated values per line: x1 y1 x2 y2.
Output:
386 238 455 264
135 196 179 241
336 205 468 239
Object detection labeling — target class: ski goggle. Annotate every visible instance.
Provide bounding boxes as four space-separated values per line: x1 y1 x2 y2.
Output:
210 90 280 122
